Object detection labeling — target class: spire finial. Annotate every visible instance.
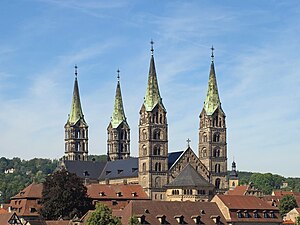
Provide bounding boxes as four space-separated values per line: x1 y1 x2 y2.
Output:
186 138 191 147
117 68 120 81
211 45 214 62
150 39 154 56
74 65 78 78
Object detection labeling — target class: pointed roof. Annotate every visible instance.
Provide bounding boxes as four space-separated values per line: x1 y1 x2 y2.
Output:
111 74 127 128
204 48 221 115
166 163 214 188
230 161 238 178
144 43 165 112
67 67 86 125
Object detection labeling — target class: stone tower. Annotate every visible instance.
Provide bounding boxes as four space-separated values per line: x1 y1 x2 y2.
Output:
64 66 88 161
229 160 239 190
107 70 130 161
198 47 228 192
138 42 168 200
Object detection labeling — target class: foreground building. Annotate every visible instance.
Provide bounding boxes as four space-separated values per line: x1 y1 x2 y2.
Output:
212 195 282 225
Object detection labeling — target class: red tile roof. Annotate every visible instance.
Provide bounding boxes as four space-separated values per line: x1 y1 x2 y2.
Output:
0 208 8 214
11 183 43 199
273 190 300 197
227 186 248 195
86 184 149 200
216 195 278 210
45 221 71 225
118 200 228 225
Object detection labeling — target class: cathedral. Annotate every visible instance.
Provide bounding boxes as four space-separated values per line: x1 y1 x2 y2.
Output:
62 42 229 201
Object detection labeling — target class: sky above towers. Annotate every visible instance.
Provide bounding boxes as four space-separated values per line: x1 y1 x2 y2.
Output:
0 0 299 177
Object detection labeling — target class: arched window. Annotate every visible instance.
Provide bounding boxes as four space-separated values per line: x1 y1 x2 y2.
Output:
142 163 146 172
155 177 161 187
203 133 207 142
213 133 220 142
155 162 162 171
142 129 147 140
215 178 221 189
202 148 207 157
232 181 235 187
215 164 221 173
153 146 161 155
153 130 160 140
142 145 147 156
213 148 220 157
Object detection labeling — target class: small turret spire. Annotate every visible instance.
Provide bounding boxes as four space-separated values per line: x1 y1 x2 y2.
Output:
144 40 165 111
211 45 214 62
68 66 85 124
204 46 221 115
111 69 127 128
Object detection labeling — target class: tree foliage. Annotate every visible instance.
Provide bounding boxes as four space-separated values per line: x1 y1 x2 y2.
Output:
279 195 298 216
40 169 92 220
0 157 58 203
128 215 140 225
86 203 121 225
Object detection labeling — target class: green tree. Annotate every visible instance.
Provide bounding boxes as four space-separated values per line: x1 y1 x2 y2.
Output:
86 203 121 225
40 169 92 220
296 216 300 225
128 215 140 225
279 195 298 217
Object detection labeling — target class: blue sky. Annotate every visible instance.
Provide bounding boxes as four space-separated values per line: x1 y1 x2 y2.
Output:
0 0 299 177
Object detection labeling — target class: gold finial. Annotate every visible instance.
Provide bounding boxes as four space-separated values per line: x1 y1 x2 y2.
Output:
150 39 154 55
186 138 191 147
74 65 78 78
117 68 120 81
211 45 215 62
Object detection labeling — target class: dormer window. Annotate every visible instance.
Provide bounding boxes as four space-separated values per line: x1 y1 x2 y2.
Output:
253 210 258 218
263 211 269 218
270 211 275 218
131 192 137 197
117 169 123 174
106 171 111 175
174 215 184 224
156 215 166 224
99 192 105 196
116 192 122 197
191 215 201 224
237 210 243 218
244 210 250 218
210 215 220 224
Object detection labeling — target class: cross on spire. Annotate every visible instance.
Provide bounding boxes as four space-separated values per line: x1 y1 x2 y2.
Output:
74 65 78 78
117 68 120 81
150 39 154 55
211 45 215 62
186 138 191 147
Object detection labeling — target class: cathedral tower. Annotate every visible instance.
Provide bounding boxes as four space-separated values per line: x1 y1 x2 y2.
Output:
138 41 168 200
107 70 130 161
64 66 88 161
198 47 228 192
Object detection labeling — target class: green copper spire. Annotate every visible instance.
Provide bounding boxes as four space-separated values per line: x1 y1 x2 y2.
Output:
204 46 221 115
68 66 85 124
111 69 127 128
144 40 165 111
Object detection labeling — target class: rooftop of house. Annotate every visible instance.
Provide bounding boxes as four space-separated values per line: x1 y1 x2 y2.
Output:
86 183 149 200
11 183 43 200
118 200 227 225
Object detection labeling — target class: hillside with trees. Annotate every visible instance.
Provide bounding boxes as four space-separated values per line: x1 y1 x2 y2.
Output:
0 156 299 203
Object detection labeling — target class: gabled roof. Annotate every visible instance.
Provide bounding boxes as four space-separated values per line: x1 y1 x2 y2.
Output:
168 151 184 169
11 183 43 199
166 163 214 188
216 195 278 210
62 160 106 181
99 157 138 181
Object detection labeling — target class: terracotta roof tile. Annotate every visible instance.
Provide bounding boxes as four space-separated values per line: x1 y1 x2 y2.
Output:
227 186 247 195
11 183 43 199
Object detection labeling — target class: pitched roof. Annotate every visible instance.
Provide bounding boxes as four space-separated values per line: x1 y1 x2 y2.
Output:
272 190 300 196
167 151 184 169
0 212 14 225
99 157 138 180
226 185 248 195
216 195 278 210
45 221 71 225
62 160 106 180
166 163 214 188
110 77 128 129
119 200 227 225
86 184 149 200
11 183 43 199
